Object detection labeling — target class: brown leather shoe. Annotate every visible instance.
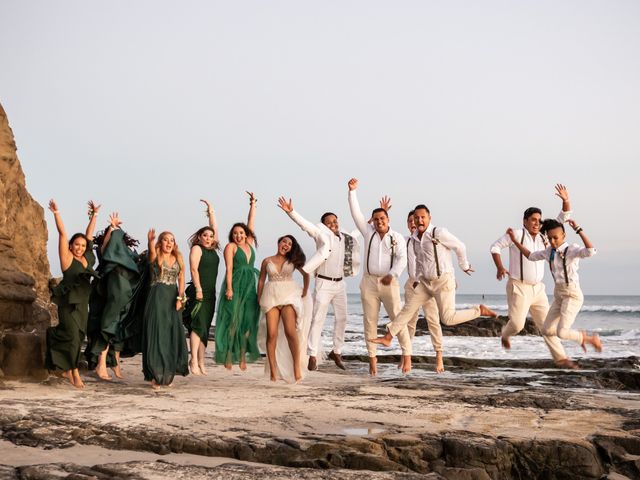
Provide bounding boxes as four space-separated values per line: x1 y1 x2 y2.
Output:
328 351 346 370
307 356 318 371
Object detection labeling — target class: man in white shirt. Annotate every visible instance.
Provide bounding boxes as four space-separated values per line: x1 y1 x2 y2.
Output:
370 204 496 373
278 197 361 371
490 184 576 368
347 178 410 375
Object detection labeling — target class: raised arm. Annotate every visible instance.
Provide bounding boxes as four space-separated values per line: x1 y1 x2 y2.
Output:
147 228 157 263
567 219 595 252
49 199 72 271
257 258 268 302
278 196 322 239
201 199 219 245
246 191 257 239
223 243 236 300
85 200 101 240
189 245 204 300
347 178 369 236
101 212 122 254
555 184 572 222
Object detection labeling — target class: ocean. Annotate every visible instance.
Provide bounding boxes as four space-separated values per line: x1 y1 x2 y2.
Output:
320 294 640 361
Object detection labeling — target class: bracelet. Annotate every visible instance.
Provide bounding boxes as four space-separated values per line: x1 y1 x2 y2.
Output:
52 210 59 214
575 227 583 234
176 295 187 302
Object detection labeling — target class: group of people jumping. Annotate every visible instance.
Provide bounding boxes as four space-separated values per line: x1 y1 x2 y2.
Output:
44 180 601 389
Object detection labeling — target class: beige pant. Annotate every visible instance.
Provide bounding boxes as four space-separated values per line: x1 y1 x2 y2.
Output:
403 277 442 352
543 283 584 344
361 274 411 356
389 273 479 352
502 278 567 362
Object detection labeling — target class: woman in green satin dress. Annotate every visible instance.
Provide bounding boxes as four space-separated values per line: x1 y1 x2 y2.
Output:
142 229 189 389
86 212 143 381
183 199 220 376
46 199 100 389
215 192 260 370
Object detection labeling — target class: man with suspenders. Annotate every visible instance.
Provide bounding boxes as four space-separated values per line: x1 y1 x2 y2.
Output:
369 204 496 373
489 184 576 368
347 178 410 375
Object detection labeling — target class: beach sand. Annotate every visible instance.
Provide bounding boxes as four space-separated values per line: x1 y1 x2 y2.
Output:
1 355 639 479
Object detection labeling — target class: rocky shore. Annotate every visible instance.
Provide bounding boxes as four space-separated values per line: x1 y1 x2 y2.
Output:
1 354 639 479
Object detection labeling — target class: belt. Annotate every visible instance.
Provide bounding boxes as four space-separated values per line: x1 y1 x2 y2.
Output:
316 274 343 282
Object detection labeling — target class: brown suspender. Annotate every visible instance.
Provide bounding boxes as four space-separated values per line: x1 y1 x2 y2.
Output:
520 230 525 281
432 227 441 277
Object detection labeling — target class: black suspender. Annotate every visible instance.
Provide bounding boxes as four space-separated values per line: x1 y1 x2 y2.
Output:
520 230 525 281
432 227 441 278
366 232 395 275
549 247 570 285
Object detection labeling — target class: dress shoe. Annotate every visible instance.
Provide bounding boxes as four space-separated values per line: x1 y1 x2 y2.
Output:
328 351 346 370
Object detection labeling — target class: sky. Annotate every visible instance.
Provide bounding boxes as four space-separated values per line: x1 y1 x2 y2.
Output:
1 1 639 295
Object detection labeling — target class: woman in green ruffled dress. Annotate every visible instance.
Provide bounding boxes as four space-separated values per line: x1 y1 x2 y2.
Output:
215 192 260 371
142 229 189 389
46 199 100 388
86 212 143 381
183 199 220 376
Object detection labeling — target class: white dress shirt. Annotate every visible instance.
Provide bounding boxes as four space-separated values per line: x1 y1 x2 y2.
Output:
406 235 416 280
348 191 407 278
489 210 572 285
528 242 596 285
410 224 470 281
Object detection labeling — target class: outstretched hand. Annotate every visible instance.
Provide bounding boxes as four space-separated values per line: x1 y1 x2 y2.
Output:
348 178 358 191
567 219 578 229
379 195 392 212
554 184 569 202
277 196 293 213
48 199 58 213
246 191 257 204
87 200 101 216
109 212 122 228
200 199 213 211
147 228 156 242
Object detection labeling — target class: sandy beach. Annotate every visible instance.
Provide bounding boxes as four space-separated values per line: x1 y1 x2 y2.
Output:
1 354 639 479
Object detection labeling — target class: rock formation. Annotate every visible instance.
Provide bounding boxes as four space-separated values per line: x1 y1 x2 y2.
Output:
0 102 52 378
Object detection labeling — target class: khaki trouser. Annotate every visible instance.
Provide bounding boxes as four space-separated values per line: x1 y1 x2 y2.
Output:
360 274 411 356
388 273 479 352
403 277 442 352
501 278 567 362
543 283 584 344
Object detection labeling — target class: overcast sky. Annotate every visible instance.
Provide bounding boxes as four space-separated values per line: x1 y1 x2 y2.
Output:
1 1 639 295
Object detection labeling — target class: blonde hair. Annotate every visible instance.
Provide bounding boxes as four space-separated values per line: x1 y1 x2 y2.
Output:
155 231 185 271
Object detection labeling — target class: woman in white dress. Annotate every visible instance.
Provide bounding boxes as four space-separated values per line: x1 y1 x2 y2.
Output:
257 235 310 383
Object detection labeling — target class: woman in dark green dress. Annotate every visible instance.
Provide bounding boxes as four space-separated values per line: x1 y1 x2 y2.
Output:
85 212 143 381
183 199 220 376
215 192 260 371
46 199 100 389
142 229 189 389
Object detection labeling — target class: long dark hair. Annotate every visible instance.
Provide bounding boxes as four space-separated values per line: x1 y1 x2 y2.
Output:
228 222 258 247
189 226 219 250
68 233 88 248
279 234 305 269
93 226 140 250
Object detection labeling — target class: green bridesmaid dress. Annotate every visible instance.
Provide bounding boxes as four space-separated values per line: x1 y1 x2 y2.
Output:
141 260 189 385
183 246 219 346
46 242 97 372
215 245 260 365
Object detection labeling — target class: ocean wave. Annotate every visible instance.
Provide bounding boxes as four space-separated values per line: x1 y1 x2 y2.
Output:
457 304 640 314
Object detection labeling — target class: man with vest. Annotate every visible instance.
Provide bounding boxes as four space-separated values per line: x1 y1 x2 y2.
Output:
489 184 576 368
347 178 410 375
369 204 496 373
278 196 361 371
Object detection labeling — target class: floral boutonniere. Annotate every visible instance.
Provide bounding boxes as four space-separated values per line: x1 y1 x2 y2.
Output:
390 236 397 256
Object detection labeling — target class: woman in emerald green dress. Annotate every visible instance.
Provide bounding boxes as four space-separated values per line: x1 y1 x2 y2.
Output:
46 199 100 389
86 212 143 381
215 192 260 370
183 199 220 376
142 229 189 389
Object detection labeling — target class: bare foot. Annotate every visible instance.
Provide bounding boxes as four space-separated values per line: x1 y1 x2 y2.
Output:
369 357 378 376
397 356 404 370
401 355 411 374
555 358 579 369
270 374 277 382
72 370 85 389
111 363 124 379
368 332 392 347
198 362 208 376
240 359 247 371
224 362 232 371
501 336 511 349
95 364 112 381
582 331 602 352
62 370 74 385
307 356 317 371
294 370 302 383
435 352 445 373
151 380 160 390
479 304 497 317
190 361 202 376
